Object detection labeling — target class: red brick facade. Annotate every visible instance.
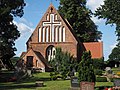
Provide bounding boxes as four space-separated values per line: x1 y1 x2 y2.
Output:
20 4 103 72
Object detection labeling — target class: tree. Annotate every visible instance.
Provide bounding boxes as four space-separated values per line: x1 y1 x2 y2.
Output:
58 0 102 42
0 0 25 69
49 47 77 79
93 58 104 70
95 0 120 43
109 46 120 62
78 51 96 82
108 46 120 67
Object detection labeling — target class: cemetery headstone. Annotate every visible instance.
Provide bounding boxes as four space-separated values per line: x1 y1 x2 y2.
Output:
113 79 120 87
27 69 32 77
71 77 79 88
80 82 94 90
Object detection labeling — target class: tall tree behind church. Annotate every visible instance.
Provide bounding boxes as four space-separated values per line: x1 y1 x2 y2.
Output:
58 0 102 42
0 0 25 69
95 0 120 45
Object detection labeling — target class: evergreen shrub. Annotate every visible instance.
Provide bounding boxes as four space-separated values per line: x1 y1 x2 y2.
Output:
95 69 103 76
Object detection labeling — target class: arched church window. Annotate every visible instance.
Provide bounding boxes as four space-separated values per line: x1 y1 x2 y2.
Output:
38 27 42 42
55 14 58 20
63 27 66 42
36 60 38 67
53 50 55 55
46 14 49 20
46 45 56 61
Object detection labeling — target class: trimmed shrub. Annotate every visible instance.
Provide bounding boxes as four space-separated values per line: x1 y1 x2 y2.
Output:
78 51 96 82
96 77 107 82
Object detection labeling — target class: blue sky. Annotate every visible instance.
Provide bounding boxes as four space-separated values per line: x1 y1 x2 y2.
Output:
14 0 117 60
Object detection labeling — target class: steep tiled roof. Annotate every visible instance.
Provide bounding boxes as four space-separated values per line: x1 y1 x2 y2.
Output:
33 51 52 68
20 52 26 58
83 42 103 59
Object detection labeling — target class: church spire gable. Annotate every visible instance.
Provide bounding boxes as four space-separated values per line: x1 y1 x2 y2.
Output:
27 4 77 45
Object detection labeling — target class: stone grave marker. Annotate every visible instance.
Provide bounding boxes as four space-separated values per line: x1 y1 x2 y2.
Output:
113 79 120 87
71 77 79 88
80 82 94 90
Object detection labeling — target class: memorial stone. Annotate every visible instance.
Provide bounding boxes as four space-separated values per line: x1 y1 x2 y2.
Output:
71 77 79 88
80 82 94 90
114 79 120 87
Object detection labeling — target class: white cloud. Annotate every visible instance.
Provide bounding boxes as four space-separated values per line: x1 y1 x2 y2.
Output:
110 42 117 49
19 18 33 27
86 0 105 24
91 16 104 24
13 18 34 36
19 18 28 24
87 0 104 12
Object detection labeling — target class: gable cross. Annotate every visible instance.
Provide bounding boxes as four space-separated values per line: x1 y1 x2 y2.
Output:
43 14 61 42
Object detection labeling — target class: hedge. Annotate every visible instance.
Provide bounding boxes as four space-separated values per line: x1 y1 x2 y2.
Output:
96 77 107 82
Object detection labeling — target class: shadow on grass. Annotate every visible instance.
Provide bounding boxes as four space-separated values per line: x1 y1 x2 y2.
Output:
0 83 47 90
0 84 36 90
19 76 51 83
0 70 14 82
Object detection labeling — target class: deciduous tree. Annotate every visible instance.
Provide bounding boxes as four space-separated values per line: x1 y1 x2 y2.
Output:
0 0 25 69
95 0 120 43
58 0 102 42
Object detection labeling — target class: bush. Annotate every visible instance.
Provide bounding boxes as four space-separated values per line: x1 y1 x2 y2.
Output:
95 69 103 76
96 77 107 82
50 72 57 80
93 58 104 70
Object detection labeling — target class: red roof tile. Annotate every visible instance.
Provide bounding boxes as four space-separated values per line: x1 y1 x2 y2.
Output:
83 42 103 59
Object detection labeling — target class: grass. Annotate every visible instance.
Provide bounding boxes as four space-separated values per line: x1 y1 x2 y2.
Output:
0 70 117 90
95 82 113 87
0 72 70 90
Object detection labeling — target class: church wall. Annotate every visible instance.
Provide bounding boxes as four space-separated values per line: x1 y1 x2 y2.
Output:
30 42 77 59
22 49 45 69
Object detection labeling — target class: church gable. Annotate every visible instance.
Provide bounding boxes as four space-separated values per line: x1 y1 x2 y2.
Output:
22 49 45 70
27 4 78 46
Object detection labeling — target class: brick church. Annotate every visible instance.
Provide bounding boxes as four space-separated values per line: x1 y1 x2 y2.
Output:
20 4 103 72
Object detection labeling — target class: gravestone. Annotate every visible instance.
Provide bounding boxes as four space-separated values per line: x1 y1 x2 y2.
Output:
27 69 32 77
71 77 79 88
113 79 120 87
80 82 94 90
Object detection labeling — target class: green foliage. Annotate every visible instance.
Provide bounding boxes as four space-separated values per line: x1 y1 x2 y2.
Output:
93 58 104 70
94 69 103 76
50 47 77 79
78 51 96 82
96 77 107 82
109 46 120 62
58 0 102 42
10 57 20 66
107 46 120 67
50 72 57 80
95 0 120 42
0 0 25 69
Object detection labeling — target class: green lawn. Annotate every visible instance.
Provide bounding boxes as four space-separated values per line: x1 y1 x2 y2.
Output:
0 71 114 90
0 72 70 90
